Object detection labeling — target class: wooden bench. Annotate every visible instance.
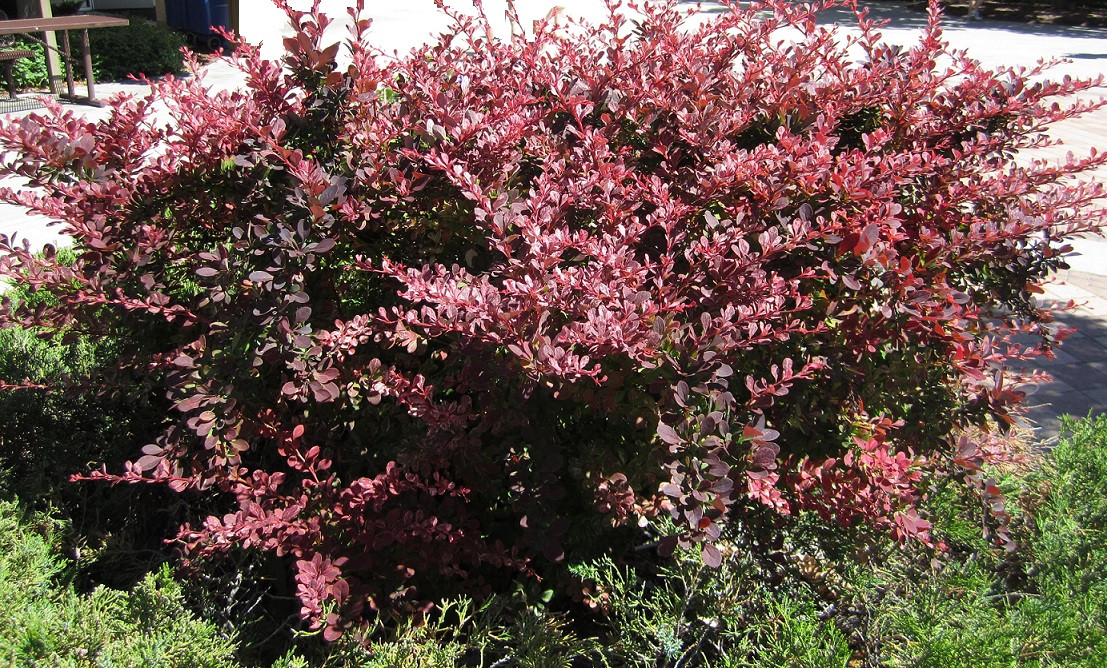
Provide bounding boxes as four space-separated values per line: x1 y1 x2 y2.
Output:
0 48 34 100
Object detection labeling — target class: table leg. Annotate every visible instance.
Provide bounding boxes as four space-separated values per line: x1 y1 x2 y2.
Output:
60 30 76 98
81 29 96 103
41 30 57 95
3 61 17 100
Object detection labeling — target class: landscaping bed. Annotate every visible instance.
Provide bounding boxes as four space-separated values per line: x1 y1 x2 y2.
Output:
1 0 1105 663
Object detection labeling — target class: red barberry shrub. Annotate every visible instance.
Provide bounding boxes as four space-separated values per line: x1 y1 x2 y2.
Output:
1 0 1103 639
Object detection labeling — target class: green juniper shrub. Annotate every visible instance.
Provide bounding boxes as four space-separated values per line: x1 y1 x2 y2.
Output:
568 546 853 667
503 417 1107 667
0 325 188 586
0 326 123 504
269 593 605 667
0 261 196 592
839 416 1107 667
1010 414 1107 663
0 498 238 667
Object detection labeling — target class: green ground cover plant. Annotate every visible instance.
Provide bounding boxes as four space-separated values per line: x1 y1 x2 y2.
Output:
0 499 238 666
0 0 1105 659
0 272 187 593
852 416 1107 666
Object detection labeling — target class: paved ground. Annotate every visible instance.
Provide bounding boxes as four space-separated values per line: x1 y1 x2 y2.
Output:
1024 273 1107 438
1 0 1105 441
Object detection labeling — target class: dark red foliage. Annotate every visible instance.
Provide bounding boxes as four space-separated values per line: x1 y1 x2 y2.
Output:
1 0 1103 639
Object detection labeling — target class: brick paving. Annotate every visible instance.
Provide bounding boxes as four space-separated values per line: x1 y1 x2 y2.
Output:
1 0 1104 441
1022 272 1107 439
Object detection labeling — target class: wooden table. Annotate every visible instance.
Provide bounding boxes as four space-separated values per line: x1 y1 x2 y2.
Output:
0 14 129 106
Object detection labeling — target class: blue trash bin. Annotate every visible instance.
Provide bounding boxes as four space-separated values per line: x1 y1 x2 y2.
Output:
188 0 229 49
165 0 229 50
164 0 189 34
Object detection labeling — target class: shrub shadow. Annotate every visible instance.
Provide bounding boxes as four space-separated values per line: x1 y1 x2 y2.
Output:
676 0 1107 37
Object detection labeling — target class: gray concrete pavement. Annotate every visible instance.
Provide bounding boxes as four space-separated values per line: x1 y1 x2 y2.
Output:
2 1 1105 440
1022 273 1107 438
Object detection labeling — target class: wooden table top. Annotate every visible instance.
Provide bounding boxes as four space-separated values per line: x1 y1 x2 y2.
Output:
0 14 128 34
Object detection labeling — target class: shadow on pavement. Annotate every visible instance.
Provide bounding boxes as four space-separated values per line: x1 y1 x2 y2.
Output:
675 0 1107 39
1017 304 1107 442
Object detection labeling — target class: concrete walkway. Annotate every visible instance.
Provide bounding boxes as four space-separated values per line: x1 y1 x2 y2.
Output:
1025 274 1107 438
1 0 1105 440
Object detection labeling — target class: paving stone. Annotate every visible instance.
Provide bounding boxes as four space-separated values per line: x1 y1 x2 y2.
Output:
1051 391 1098 417
1077 297 1107 315
1025 378 1078 398
1026 347 1081 367
1057 325 1088 340
1081 387 1107 411
1067 313 1105 334
1067 272 1107 296
1024 388 1096 435
1057 338 1107 364
1059 245 1107 282
1042 282 1098 303
1056 312 1107 342
1048 362 1107 391
1022 412 1063 442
